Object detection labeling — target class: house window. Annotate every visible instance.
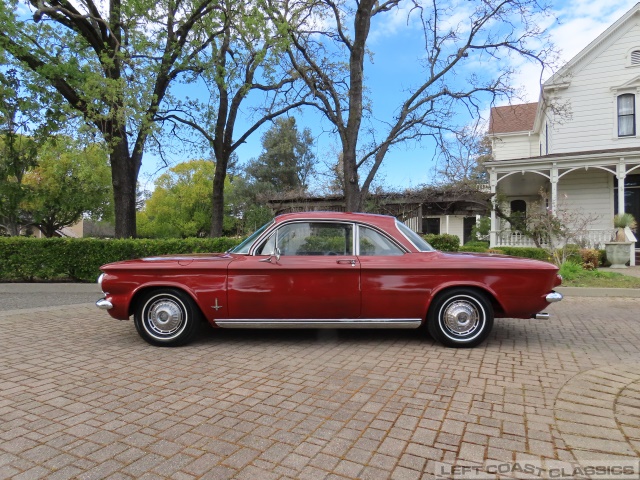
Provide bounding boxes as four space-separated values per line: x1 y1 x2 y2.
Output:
618 94 636 137
545 123 549 154
422 217 440 235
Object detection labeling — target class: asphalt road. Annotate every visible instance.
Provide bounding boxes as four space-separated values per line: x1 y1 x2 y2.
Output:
0 283 101 311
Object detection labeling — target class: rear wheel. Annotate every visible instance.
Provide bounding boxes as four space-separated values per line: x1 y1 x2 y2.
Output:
134 288 200 347
427 288 493 348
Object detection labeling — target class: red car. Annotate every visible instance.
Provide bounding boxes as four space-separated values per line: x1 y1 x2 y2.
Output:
96 212 562 348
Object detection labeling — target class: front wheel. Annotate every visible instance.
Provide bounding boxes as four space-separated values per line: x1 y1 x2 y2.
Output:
134 288 201 347
427 288 494 348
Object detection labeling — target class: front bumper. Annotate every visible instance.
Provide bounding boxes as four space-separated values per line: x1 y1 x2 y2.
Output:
96 298 113 310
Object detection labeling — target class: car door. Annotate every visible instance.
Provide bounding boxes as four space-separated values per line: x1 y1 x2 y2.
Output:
357 225 429 320
227 221 361 320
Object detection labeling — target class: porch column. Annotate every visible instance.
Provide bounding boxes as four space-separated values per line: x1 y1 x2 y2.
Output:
617 159 626 215
489 169 497 248
550 164 558 213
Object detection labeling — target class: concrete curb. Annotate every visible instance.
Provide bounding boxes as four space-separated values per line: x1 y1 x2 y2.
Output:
556 286 640 298
0 283 100 293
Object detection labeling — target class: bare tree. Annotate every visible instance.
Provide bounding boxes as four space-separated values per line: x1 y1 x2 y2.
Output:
156 0 311 237
269 0 556 211
436 120 492 185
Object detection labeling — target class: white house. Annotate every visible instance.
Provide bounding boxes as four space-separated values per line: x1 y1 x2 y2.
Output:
485 3 640 263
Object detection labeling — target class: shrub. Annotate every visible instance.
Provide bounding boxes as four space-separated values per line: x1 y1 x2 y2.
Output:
579 248 600 270
459 246 488 253
492 247 551 262
563 244 582 264
559 260 583 281
463 240 489 248
0 237 242 283
423 234 460 252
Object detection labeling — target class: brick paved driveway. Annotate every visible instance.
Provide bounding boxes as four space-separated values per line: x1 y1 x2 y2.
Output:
1 297 639 479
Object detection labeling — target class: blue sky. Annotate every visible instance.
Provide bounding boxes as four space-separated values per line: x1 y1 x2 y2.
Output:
140 0 637 192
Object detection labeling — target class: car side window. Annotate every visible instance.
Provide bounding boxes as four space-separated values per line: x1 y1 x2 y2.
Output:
358 226 403 256
274 222 353 256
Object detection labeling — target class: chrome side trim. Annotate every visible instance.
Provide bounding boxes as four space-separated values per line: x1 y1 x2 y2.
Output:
534 313 550 320
546 292 563 303
96 298 113 310
216 318 422 329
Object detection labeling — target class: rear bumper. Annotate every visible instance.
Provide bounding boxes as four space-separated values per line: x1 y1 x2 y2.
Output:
546 291 563 303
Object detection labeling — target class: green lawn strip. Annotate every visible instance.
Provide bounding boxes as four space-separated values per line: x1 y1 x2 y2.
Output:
561 269 640 288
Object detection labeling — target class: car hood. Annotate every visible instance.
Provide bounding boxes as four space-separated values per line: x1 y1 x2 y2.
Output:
101 253 234 270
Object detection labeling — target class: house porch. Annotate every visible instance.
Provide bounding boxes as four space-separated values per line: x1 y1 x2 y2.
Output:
485 148 640 264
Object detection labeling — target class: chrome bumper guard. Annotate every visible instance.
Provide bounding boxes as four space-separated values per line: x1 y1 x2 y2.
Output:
96 298 113 310
546 291 563 303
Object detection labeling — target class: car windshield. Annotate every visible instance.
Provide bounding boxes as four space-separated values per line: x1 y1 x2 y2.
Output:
395 220 435 252
229 220 274 254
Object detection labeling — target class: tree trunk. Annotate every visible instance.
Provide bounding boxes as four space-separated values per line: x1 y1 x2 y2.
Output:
110 139 138 238
341 0 373 213
210 153 229 238
343 149 362 212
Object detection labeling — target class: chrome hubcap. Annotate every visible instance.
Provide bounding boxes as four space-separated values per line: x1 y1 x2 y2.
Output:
443 300 480 336
147 299 183 335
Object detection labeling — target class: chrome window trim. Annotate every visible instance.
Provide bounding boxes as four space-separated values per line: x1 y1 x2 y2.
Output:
355 224 407 255
231 219 275 254
249 220 357 256
395 220 434 252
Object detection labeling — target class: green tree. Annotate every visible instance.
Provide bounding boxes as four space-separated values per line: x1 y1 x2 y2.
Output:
22 139 113 237
245 117 316 192
223 118 314 236
270 0 556 211
0 0 230 237
0 68 63 235
138 159 237 238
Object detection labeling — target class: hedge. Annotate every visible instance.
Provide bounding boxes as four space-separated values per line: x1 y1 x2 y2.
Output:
458 245 488 253
423 233 460 252
0 237 242 283
491 246 551 262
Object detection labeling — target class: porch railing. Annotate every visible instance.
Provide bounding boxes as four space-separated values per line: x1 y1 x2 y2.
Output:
493 229 617 249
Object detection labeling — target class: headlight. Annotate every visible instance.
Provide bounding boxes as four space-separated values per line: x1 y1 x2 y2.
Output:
97 273 105 289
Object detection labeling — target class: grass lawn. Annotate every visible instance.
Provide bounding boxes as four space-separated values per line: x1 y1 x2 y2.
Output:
559 265 640 288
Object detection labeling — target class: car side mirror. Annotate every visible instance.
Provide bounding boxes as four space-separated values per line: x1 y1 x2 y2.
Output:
259 247 281 263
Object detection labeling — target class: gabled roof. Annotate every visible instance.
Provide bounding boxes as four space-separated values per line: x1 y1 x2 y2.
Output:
487 102 538 134
545 3 640 87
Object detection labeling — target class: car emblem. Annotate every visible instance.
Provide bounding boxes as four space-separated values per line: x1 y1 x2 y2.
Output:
212 298 223 311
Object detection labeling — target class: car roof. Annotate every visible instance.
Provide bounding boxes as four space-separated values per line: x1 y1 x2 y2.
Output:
270 211 419 252
273 211 397 228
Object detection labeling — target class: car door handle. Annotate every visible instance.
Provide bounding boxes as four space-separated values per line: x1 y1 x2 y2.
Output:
337 259 357 266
